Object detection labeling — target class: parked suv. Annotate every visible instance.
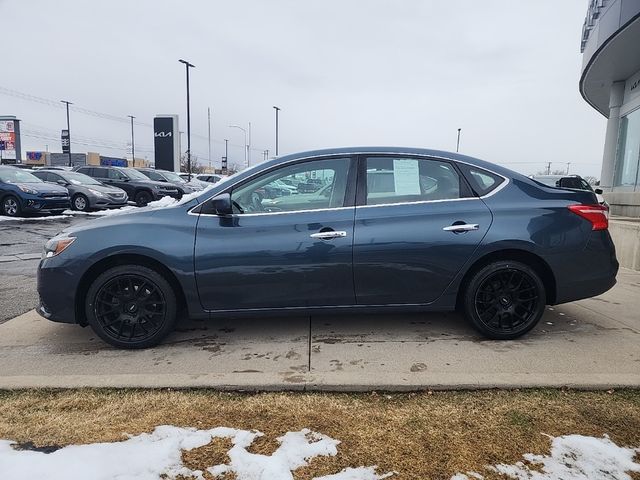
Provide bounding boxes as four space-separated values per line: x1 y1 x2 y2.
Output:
75 166 179 206
0 166 70 217
33 169 128 211
136 168 203 196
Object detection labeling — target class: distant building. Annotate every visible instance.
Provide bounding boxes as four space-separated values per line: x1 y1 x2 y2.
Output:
580 0 640 215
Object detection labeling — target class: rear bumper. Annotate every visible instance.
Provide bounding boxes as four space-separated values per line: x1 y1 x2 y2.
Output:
553 230 619 304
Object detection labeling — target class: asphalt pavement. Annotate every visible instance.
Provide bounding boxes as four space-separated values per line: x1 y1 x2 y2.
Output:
0 215 94 323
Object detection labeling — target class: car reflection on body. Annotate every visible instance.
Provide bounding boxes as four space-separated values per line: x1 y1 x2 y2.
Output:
37 147 618 349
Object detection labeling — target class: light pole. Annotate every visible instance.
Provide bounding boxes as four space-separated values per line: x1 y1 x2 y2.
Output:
128 115 135 167
456 128 461 153
179 59 195 179
207 107 212 170
273 106 280 156
61 100 72 166
229 124 248 168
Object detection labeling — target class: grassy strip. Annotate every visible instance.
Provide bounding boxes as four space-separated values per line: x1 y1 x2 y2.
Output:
0 389 638 479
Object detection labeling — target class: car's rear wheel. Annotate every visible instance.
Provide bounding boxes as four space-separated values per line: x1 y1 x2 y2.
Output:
2 195 20 217
135 191 152 207
462 260 545 339
85 265 177 348
72 193 89 211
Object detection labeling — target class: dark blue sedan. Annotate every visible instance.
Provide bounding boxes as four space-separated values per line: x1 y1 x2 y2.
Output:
36 147 618 348
1 166 70 217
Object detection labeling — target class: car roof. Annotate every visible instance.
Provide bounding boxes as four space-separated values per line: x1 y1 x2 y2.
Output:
267 146 524 180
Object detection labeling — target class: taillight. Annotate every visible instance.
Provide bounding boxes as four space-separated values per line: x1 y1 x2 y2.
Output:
568 204 609 231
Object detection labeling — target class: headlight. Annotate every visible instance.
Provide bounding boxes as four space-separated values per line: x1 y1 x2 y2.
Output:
18 184 38 194
43 236 76 258
88 189 106 197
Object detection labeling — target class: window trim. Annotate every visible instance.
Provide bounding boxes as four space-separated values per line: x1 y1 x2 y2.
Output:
189 151 509 216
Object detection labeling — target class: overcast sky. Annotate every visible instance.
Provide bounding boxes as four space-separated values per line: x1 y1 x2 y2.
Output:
2 0 605 176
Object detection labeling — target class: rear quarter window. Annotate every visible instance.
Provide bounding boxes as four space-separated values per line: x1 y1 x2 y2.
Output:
459 164 504 196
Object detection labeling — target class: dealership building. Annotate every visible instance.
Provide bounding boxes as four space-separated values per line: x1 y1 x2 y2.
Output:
580 0 640 216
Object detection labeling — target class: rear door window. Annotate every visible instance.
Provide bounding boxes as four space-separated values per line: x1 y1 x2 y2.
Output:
364 156 463 205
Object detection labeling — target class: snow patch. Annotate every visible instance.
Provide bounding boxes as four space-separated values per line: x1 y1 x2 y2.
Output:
452 434 640 480
0 426 392 480
0 214 71 222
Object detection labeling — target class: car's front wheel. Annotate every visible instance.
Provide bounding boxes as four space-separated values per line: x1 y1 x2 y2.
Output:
72 193 89 211
85 265 177 348
462 260 546 340
135 190 152 207
2 195 21 217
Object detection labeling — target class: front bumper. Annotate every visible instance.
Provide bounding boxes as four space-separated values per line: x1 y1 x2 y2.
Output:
37 260 79 324
20 193 70 213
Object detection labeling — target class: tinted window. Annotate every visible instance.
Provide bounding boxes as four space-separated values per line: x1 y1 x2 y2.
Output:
365 157 461 205
108 169 127 180
459 164 505 196
143 170 164 181
93 168 108 178
231 157 350 214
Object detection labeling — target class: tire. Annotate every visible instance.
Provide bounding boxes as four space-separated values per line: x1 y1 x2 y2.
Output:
2 195 21 217
85 265 177 349
135 190 152 207
462 260 546 340
72 193 89 212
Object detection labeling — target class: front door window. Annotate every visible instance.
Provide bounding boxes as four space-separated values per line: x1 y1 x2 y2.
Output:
231 157 351 214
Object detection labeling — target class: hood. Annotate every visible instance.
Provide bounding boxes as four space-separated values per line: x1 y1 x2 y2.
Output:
84 184 126 194
17 182 68 194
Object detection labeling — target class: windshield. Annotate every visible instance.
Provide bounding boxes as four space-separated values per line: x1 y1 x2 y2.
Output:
0 169 43 183
61 171 102 186
120 168 150 180
162 171 186 183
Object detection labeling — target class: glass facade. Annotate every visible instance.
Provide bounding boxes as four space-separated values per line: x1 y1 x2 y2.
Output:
615 107 640 189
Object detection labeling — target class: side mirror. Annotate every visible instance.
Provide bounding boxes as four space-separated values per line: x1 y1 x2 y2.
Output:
595 188 603 195
56 179 67 186
204 193 232 215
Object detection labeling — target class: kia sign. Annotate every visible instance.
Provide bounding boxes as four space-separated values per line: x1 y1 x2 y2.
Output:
154 115 180 172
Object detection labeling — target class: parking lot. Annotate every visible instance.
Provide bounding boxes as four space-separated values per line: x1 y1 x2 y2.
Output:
0 213 638 390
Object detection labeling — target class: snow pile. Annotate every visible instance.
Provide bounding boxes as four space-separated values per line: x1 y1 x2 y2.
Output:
0 214 71 222
0 426 392 480
452 434 640 480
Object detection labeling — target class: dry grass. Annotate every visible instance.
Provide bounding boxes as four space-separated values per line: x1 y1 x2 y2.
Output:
0 389 638 479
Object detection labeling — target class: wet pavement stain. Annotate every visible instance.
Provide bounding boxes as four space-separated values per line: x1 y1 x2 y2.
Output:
410 363 427 372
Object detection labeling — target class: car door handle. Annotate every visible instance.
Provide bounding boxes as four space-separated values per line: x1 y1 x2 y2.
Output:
310 230 347 240
442 223 479 232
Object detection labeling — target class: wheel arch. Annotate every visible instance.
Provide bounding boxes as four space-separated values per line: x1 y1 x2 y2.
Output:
75 253 187 326
456 248 557 309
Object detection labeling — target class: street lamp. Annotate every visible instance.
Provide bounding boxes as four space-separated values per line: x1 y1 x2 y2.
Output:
229 124 249 168
61 100 72 166
273 106 280 156
456 128 462 153
178 59 195 180
128 115 135 167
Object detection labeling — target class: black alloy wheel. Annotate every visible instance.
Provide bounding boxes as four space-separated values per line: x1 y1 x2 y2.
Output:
135 190 152 207
85 265 177 348
463 260 545 339
72 193 89 211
